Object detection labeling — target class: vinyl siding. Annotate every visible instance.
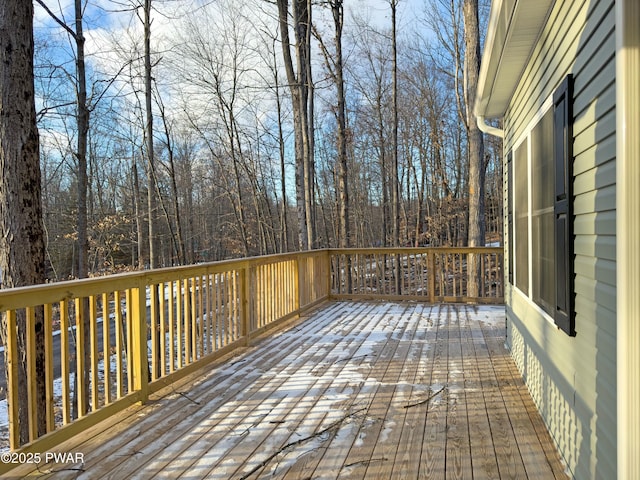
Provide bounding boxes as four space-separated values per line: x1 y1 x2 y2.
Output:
502 0 616 478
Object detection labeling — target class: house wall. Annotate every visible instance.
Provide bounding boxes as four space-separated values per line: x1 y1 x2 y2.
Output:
503 0 616 478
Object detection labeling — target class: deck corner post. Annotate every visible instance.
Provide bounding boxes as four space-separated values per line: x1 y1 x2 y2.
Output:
131 283 149 404
240 265 251 346
428 250 436 303
326 249 333 300
294 255 301 313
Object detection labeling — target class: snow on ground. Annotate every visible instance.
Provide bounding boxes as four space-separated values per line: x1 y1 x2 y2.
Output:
0 301 506 469
478 305 508 326
0 349 127 453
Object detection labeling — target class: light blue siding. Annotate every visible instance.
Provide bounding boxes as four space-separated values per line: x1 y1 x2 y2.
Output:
503 0 616 478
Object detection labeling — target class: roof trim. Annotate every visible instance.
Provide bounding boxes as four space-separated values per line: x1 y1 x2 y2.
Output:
474 0 555 120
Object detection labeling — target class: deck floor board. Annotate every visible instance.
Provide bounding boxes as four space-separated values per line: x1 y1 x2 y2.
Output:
12 301 568 480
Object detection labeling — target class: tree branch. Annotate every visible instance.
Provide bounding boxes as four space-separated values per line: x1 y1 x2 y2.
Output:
238 407 367 480
36 102 76 122
34 0 78 40
403 386 446 409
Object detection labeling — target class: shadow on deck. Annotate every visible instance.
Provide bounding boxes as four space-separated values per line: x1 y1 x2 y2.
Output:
12 301 568 479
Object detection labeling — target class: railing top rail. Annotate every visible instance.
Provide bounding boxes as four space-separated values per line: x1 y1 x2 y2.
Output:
0 247 503 311
0 250 331 311
327 246 503 254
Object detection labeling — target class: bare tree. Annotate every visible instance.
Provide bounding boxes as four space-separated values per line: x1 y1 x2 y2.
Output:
315 0 349 249
276 0 316 250
347 18 392 246
35 0 93 418
35 0 90 280
463 0 485 296
390 0 401 293
143 0 161 268
256 25 291 253
174 3 264 257
0 0 47 444
25 0 493 278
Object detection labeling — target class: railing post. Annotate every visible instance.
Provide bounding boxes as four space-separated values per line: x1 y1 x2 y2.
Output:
428 250 436 303
295 255 301 313
240 264 251 345
326 250 333 299
130 283 149 404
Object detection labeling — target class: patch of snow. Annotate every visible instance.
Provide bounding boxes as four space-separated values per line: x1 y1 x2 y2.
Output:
479 306 507 326
379 419 396 443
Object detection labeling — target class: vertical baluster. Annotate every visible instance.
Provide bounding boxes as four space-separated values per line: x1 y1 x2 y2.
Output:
102 292 111 405
114 291 124 399
158 282 166 377
232 270 238 340
176 280 183 369
90 295 99 412
75 298 87 417
6 310 19 449
44 303 54 432
60 300 71 423
25 307 37 440
168 281 175 373
198 275 204 358
190 276 197 361
184 278 192 365
207 274 214 353
150 283 158 381
124 291 133 395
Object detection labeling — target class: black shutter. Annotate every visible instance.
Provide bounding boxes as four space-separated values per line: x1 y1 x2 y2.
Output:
553 75 575 336
507 152 514 284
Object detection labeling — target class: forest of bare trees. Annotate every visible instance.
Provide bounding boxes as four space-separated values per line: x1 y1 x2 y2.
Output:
28 0 500 281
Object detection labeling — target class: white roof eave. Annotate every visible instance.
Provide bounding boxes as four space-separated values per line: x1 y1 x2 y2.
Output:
475 0 556 120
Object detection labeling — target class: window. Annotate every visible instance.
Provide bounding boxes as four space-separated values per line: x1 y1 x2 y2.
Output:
513 141 529 295
531 109 554 314
508 75 575 336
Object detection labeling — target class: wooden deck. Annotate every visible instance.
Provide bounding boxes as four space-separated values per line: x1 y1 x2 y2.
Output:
13 301 567 479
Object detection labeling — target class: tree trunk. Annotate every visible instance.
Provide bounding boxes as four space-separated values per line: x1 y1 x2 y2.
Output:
273 43 289 253
377 97 388 246
390 0 401 293
276 0 315 250
74 0 89 281
144 0 159 269
463 0 485 297
304 0 315 248
132 153 145 269
73 0 92 419
331 0 350 289
157 100 185 265
328 1 349 250
0 0 47 444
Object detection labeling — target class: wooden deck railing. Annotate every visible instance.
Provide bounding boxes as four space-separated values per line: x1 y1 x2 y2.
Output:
330 247 503 303
0 247 501 465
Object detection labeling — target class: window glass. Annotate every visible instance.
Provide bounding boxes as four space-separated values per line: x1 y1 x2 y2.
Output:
531 109 555 315
514 141 528 295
